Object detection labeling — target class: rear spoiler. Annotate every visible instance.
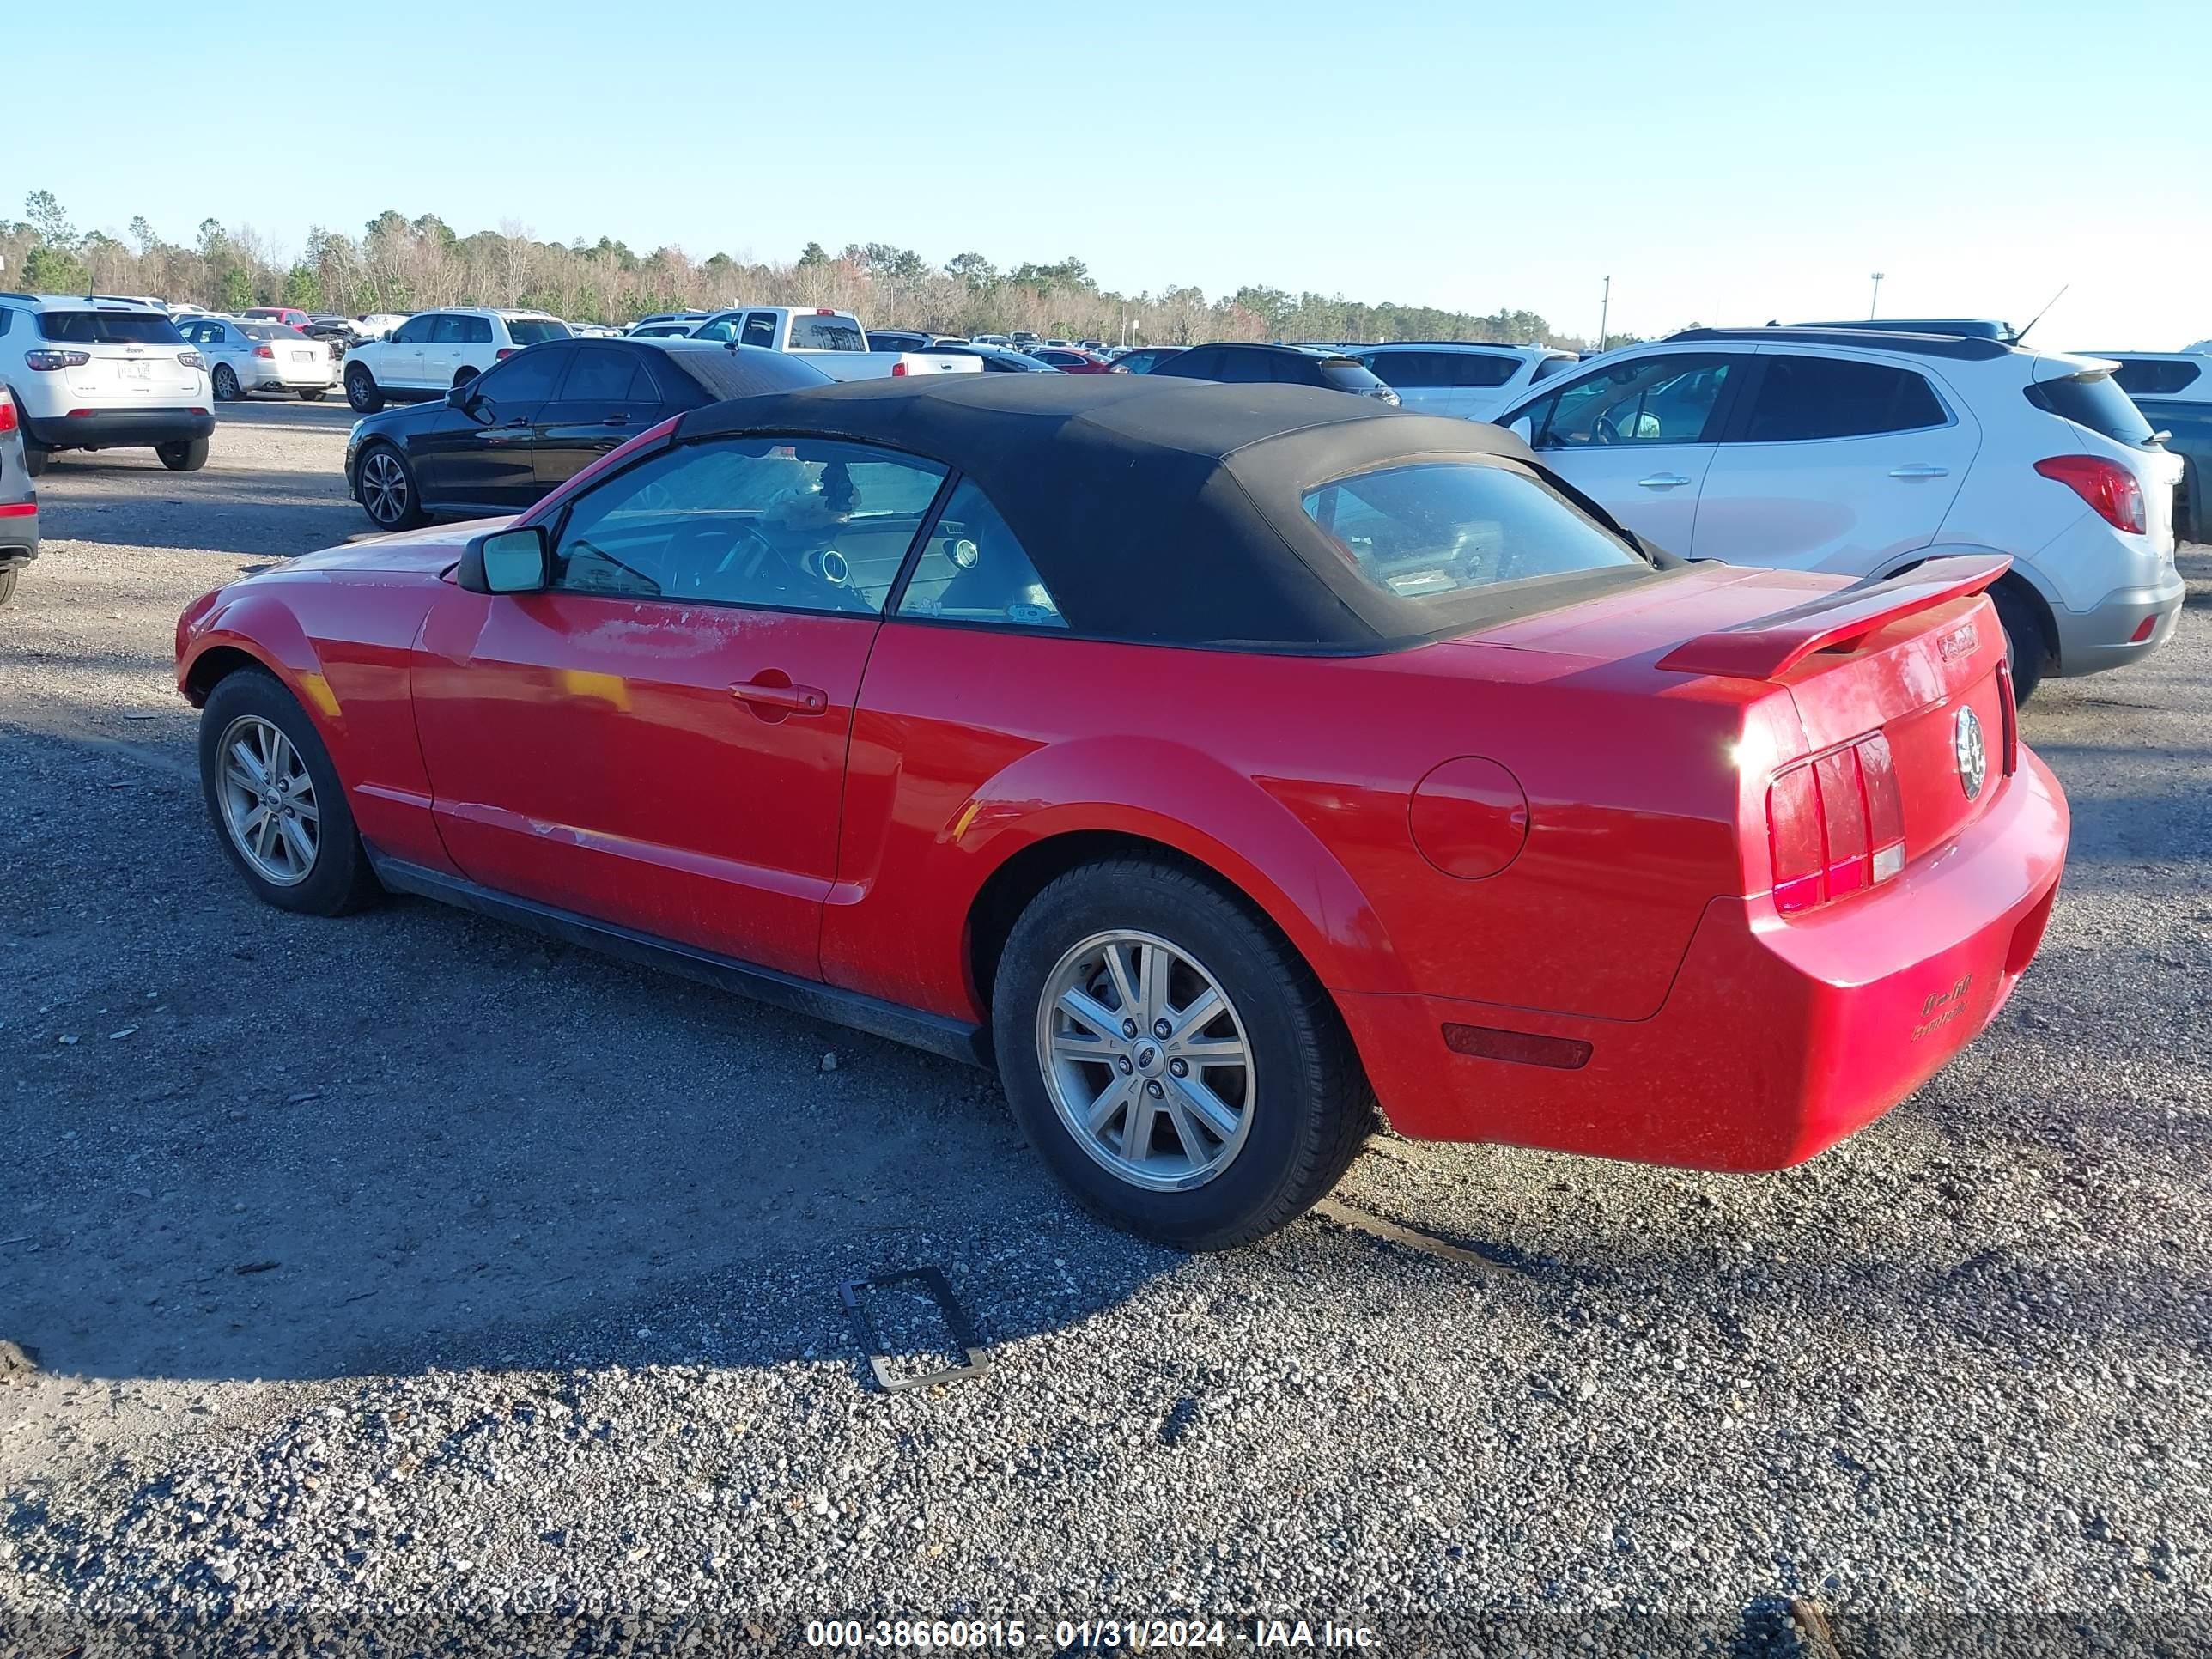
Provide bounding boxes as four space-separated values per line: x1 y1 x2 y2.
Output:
1657 555 2011 681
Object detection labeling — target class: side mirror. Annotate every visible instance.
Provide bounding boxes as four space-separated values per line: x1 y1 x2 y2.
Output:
445 381 478 410
456 525 550 595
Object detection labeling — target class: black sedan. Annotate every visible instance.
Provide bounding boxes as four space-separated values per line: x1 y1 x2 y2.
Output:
343 339 832 531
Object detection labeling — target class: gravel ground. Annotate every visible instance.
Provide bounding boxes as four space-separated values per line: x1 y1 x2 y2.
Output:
2 404 2209 1656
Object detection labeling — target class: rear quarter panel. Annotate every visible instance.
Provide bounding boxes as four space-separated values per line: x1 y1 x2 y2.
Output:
827 623 1765 1026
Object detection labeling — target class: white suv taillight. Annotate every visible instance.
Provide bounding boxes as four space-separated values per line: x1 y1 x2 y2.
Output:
2033 453 2146 534
24 349 89 372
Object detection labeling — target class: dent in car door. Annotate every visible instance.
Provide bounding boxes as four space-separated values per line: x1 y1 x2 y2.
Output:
1516 352 1747 554
1689 351 1978 573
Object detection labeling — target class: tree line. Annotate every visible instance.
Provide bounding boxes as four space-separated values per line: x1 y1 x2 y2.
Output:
3 191 1583 349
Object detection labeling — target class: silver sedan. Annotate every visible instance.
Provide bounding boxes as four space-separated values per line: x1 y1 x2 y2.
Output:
177 318 337 402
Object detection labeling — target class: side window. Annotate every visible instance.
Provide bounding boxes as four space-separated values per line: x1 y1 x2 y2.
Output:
556 347 648 403
208 325 230 344
550 436 947 616
1741 356 1947 443
428 314 470 344
465 316 494 345
1535 354 1736 448
1449 354 1521 388
2111 358 2201 397
472 344 568 404
392 315 433 344
896 479 1066 629
740 313 780 348
693 316 739 343
0 308 12 337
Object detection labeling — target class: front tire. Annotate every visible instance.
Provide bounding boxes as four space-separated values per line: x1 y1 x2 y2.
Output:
156 438 209 472
198 669 380 916
345 365 384 414
991 859 1370 1249
212 363 242 402
356 441 425 531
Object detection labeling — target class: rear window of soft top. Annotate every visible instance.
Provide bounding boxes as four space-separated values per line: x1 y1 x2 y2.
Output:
1302 459 1642 605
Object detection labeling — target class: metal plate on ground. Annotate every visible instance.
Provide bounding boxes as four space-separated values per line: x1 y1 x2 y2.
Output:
839 1266 988 1394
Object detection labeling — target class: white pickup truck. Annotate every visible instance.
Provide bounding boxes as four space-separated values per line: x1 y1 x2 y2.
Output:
688 307 978 380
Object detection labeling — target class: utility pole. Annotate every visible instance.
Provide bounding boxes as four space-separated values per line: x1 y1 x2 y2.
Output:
1869 272 1884 318
1597 275 1610 353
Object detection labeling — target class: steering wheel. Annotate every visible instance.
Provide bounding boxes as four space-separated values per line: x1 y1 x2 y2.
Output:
1589 415 1622 446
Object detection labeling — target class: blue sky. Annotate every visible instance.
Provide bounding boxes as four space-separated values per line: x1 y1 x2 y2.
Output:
16 0 2210 349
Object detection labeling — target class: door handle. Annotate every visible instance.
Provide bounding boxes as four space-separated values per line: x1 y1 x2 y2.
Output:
605 412 630 427
483 422 529 442
1637 473 1692 489
1887 464 1949 478
731 675 830 718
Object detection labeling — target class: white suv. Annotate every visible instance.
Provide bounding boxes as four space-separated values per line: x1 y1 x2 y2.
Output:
341 307 570 412
0 293 214 474
1349 343 1577 420
1494 327 2185 697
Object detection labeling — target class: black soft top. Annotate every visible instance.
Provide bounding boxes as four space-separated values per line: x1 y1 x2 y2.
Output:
676 375 1652 651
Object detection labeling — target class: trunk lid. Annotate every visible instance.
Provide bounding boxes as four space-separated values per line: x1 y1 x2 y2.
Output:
1464 556 2017 889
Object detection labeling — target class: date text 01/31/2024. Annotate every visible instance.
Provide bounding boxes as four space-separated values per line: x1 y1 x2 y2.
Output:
804 1619 1382 1649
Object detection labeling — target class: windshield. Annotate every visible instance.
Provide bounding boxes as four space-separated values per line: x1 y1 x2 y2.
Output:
505 318 570 346
37 311 185 345
790 314 866 351
1301 459 1642 603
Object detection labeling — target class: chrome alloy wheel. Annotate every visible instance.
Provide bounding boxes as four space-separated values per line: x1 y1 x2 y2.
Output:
216 714 319 885
1036 930 1255 1192
359 449 409 526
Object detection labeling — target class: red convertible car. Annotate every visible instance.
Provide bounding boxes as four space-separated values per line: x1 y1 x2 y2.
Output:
176 376 2068 1248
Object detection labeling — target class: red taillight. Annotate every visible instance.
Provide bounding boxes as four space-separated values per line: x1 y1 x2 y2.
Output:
815 307 834 315
0 401 14 434
2033 454 2145 535
0 503 34 518
1766 731 1907 914
890 361 908 377
495 347 517 360
1766 766 1825 915
1994 663 2020 779
252 344 275 359
25 349 89 371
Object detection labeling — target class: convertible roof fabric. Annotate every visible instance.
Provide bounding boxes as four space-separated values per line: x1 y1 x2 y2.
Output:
678 374 1641 650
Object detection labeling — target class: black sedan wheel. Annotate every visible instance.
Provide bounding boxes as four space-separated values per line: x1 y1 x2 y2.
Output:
356 442 425 531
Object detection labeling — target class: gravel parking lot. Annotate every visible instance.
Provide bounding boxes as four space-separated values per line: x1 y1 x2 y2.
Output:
3 404 2209 1654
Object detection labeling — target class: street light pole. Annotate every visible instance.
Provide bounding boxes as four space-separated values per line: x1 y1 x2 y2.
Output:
1869 272 1884 319
1597 275 1610 353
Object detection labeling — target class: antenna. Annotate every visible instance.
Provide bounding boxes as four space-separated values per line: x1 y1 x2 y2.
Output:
2014 283 2069 343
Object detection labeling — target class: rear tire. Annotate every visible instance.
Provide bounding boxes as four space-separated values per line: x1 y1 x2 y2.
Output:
198 668 381 916
156 438 209 472
345 365 384 414
452 365 479 388
212 363 241 402
0 568 16 607
300 388 326 403
991 858 1370 1250
1993 583 2048 705
21 443 47 477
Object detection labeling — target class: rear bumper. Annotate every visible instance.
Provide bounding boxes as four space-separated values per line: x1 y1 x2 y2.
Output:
0 501 36 565
24 408 216 452
249 361 336 390
2050 568 2186 676
1341 750 2069 1171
